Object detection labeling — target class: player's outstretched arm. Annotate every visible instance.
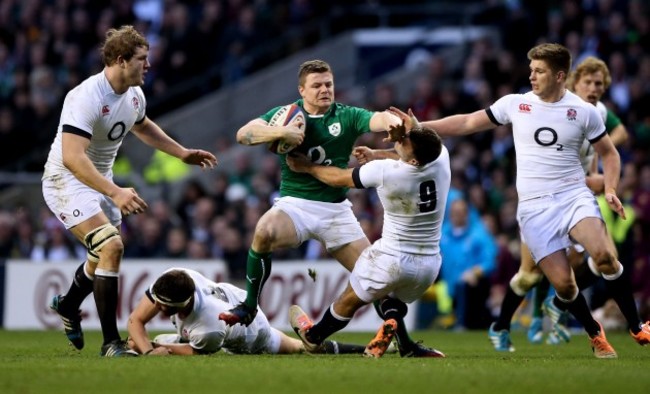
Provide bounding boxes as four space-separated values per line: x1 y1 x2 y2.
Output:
179 149 218 169
353 146 398 164
286 154 355 188
389 106 494 137
388 107 420 131
131 117 217 169
368 110 401 132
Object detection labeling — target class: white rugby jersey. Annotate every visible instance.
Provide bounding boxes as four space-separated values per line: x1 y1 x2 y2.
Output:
43 70 146 178
353 146 451 255
149 268 270 354
578 101 608 174
488 90 606 200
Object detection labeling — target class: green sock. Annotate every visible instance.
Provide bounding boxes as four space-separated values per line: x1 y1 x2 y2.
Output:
244 249 272 309
532 277 550 318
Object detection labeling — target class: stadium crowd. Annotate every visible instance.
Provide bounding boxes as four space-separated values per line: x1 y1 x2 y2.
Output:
0 0 649 326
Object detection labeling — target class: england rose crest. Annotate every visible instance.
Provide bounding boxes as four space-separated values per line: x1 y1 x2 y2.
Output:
567 108 577 121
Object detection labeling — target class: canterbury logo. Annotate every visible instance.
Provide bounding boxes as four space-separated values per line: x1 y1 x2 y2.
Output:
518 103 531 112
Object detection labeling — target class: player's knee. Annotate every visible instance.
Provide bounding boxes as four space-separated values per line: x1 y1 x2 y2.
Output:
84 223 122 259
100 238 124 260
253 219 282 249
552 274 578 301
87 249 100 265
509 270 542 296
590 250 623 279
589 249 617 271
555 282 578 302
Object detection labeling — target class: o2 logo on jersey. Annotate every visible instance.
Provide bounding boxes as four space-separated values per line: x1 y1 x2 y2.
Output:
534 127 564 151
108 122 127 141
307 146 332 166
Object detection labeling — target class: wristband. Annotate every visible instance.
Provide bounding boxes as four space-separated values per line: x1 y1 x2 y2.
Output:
143 349 154 355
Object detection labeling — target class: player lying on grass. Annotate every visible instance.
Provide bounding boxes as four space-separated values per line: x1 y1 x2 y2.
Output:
286 122 450 358
127 267 370 355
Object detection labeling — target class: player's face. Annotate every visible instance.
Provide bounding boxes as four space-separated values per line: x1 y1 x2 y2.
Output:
299 72 334 115
394 137 415 163
573 71 605 106
124 46 150 87
529 59 563 100
155 302 179 317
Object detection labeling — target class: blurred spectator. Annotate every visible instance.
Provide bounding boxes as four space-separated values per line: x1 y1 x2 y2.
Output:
124 215 166 258
187 196 217 244
632 163 650 257
0 210 15 258
30 217 80 262
408 76 439 122
632 254 650 321
175 179 208 227
439 198 497 330
163 226 189 259
187 239 210 259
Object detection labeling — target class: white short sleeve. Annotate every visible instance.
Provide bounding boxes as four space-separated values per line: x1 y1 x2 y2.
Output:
358 159 387 188
60 90 100 135
488 94 518 126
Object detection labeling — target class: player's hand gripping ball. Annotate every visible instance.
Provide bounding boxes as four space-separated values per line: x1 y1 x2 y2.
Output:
267 104 305 154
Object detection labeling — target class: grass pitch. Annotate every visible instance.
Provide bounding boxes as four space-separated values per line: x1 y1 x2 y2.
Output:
0 329 648 394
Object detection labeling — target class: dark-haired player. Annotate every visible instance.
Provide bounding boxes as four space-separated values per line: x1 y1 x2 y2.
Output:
287 123 450 358
127 268 369 356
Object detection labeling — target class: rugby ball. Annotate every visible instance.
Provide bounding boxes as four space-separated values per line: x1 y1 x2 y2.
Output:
267 104 305 154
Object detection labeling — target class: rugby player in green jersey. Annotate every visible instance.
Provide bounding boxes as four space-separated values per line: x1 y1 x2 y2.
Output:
219 59 444 357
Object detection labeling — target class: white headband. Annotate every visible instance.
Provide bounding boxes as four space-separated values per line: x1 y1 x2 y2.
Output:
151 292 192 308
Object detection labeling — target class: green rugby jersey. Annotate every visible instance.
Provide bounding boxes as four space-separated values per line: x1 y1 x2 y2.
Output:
260 99 374 202
605 108 622 133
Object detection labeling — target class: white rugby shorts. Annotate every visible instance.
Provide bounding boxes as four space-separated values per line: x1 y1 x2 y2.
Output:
272 196 366 251
223 308 281 354
42 172 121 229
517 187 602 263
349 238 441 304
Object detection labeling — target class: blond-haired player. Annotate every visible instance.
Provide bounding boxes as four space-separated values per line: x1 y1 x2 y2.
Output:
44 26 217 357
